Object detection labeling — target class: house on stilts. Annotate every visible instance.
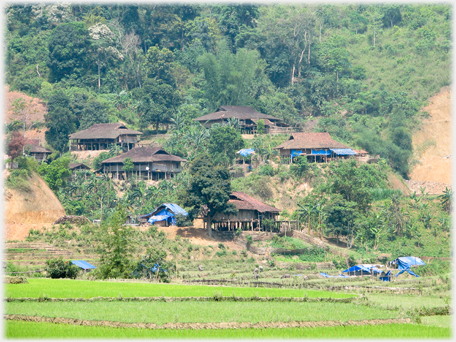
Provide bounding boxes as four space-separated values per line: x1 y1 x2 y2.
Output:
193 106 293 134
69 123 142 151
101 146 186 181
203 192 281 232
275 132 361 163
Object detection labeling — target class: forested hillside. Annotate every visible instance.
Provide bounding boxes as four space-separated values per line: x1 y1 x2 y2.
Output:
5 3 451 177
4 4 452 258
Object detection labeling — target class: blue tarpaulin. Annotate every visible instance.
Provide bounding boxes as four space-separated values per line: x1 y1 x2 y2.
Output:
330 148 356 156
291 150 303 161
238 148 255 157
312 149 331 155
71 260 96 270
379 270 392 282
391 256 425 278
140 203 188 226
320 272 349 278
392 256 426 270
342 265 383 275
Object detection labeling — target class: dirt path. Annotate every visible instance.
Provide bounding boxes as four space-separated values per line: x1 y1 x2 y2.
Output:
4 315 412 330
409 87 452 190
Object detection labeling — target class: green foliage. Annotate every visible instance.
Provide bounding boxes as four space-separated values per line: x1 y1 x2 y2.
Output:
94 205 136 279
289 156 310 179
207 125 244 165
257 119 265 134
45 258 79 279
122 157 134 173
175 214 192 227
181 153 237 231
132 248 175 283
38 156 71 191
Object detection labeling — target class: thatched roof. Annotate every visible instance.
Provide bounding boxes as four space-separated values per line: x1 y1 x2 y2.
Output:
69 123 143 140
69 163 91 170
229 192 280 213
27 144 52 154
101 146 186 164
275 132 350 150
194 106 282 122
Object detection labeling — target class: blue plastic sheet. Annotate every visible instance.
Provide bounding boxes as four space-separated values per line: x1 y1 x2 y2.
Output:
330 148 356 156
291 150 303 161
320 272 349 278
238 148 255 157
312 149 331 155
71 260 96 270
342 265 383 275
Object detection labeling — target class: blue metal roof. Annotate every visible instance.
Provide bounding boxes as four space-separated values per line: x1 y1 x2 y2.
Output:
71 260 96 269
330 148 356 156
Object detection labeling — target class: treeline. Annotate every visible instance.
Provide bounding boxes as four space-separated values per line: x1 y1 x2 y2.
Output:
5 3 451 177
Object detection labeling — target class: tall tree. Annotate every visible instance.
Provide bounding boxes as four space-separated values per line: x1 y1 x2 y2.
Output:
207 125 244 166
181 153 237 237
44 91 78 153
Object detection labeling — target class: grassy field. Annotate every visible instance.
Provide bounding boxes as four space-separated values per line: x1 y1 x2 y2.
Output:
367 293 449 310
420 316 453 329
5 301 401 325
6 321 451 338
5 278 355 299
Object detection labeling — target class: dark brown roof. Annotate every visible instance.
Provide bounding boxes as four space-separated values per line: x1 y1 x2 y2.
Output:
69 123 143 140
230 192 280 213
275 133 350 150
101 146 186 164
69 163 91 170
27 144 52 154
194 106 282 122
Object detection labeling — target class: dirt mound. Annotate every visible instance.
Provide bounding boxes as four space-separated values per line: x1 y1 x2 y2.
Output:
404 180 450 195
4 85 48 144
5 172 65 241
410 87 451 190
155 225 244 251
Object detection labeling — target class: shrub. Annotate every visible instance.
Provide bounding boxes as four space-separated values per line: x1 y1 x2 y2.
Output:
289 156 310 179
45 258 79 279
258 164 274 176
175 214 192 227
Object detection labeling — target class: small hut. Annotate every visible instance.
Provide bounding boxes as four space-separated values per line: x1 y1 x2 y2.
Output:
140 203 188 227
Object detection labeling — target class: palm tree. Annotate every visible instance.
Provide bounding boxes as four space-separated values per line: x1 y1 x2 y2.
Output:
296 202 315 235
438 187 452 213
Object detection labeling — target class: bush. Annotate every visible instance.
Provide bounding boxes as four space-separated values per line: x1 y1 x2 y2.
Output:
175 214 192 227
45 258 80 279
289 156 310 179
258 164 274 176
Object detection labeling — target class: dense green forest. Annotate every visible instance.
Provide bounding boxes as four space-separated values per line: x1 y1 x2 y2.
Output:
5 3 452 258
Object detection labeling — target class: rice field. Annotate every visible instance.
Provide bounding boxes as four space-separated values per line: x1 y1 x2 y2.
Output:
5 301 401 324
5 321 451 339
5 278 355 299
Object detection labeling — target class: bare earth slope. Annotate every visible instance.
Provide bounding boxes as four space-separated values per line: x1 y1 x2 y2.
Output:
408 87 451 193
5 172 65 241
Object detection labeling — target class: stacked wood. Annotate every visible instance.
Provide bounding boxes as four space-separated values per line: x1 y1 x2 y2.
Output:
53 215 91 225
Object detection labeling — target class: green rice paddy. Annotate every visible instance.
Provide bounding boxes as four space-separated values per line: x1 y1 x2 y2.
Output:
5 321 451 339
5 278 355 299
5 301 400 325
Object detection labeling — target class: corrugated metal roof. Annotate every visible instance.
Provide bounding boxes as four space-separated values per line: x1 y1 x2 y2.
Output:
71 260 96 269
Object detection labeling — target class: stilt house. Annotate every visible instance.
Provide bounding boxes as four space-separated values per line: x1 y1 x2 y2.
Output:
193 106 291 134
205 192 280 232
69 123 142 151
101 146 185 180
274 132 356 163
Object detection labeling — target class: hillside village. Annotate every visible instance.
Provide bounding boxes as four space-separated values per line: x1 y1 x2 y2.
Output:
3 3 452 338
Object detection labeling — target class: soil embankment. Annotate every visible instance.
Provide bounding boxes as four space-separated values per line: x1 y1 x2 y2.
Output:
4 172 65 241
409 87 451 193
